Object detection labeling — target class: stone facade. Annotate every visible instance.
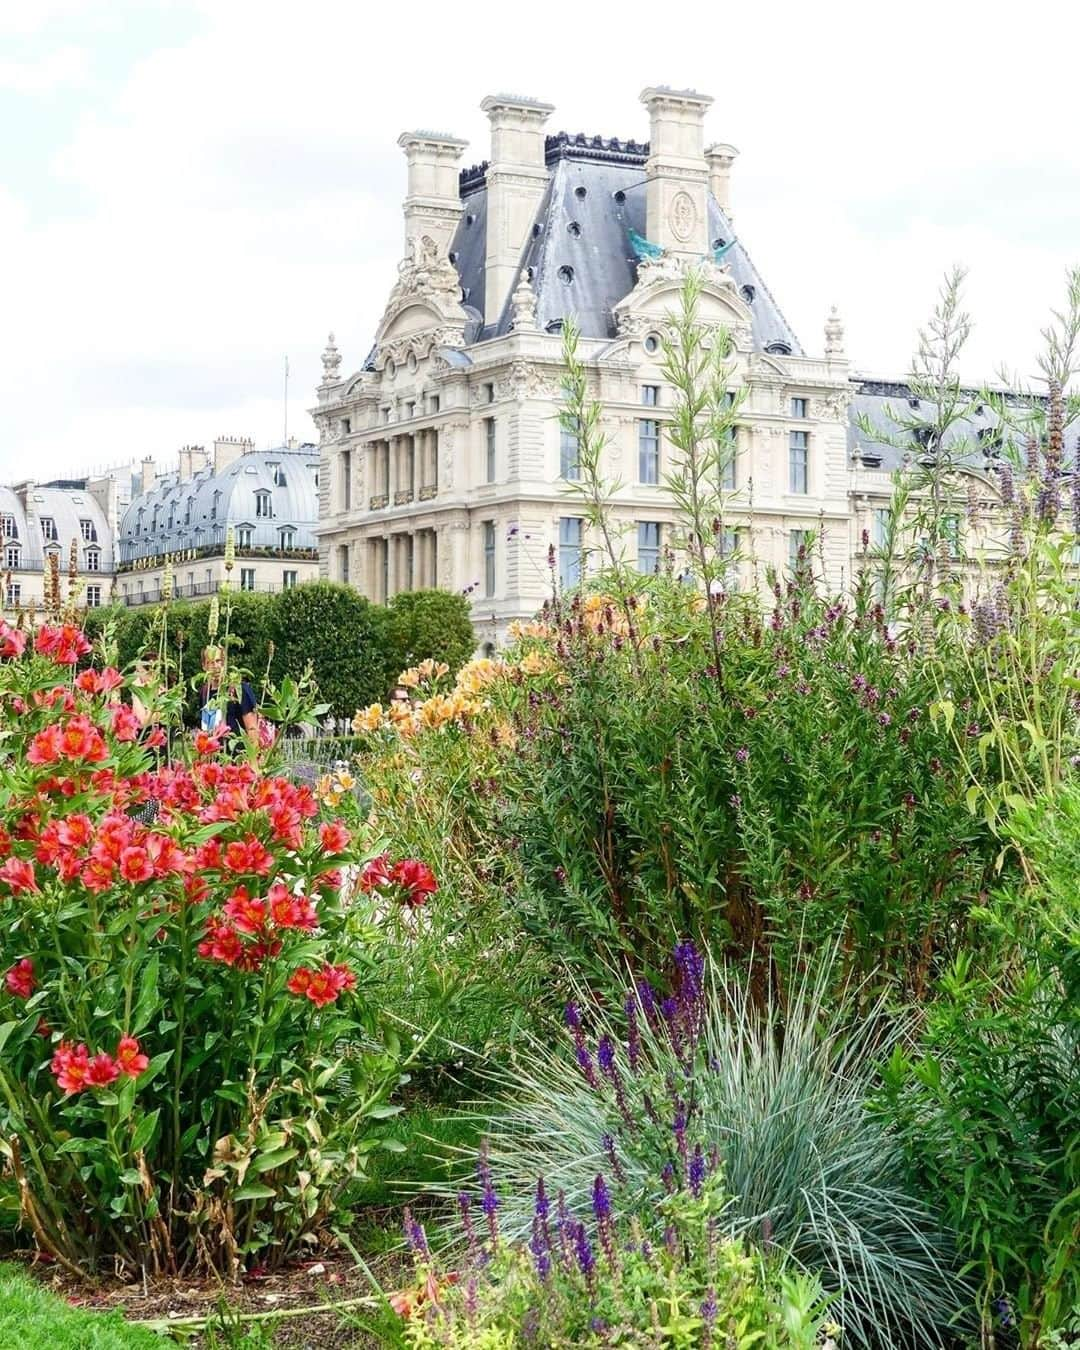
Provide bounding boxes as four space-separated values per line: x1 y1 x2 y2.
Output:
116 439 321 606
313 87 874 646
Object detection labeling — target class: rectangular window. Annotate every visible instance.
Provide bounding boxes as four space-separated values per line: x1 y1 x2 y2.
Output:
380 539 388 601
282 570 298 589
341 450 352 511
405 402 415 420
484 383 495 404
85 585 102 608
6 582 21 606
1 514 16 539
80 519 95 541
637 521 661 574
255 492 272 518
430 394 440 414
642 385 659 407
240 568 256 592
338 544 350 585
341 417 351 435
40 517 57 542
485 417 496 483
4 546 19 569
559 517 583 591
719 528 740 589
789 430 809 494
560 420 580 480
85 550 100 572
791 397 808 418
380 442 390 497
237 526 253 549
405 534 415 591
483 521 496 597
789 529 811 570
872 507 890 548
638 419 660 484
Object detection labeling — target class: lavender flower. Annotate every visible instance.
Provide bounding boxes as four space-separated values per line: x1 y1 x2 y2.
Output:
403 1206 429 1258
661 1160 676 1194
529 1213 551 1281
624 995 642 1072
601 1132 627 1183
458 1191 478 1260
564 1002 582 1032
689 1143 706 1198
465 1276 479 1326
672 1102 689 1164
636 979 660 1032
573 1221 596 1288
701 1288 718 1349
575 1042 599 1088
597 1034 616 1075
477 1144 499 1247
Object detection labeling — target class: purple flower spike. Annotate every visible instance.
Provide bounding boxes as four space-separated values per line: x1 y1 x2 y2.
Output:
702 1287 718 1349
597 1035 616 1075
534 1176 550 1223
689 1143 706 1198
592 1173 611 1222
574 1221 596 1287
624 996 642 1072
403 1206 429 1258
564 1002 582 1032
575 1041 600 1088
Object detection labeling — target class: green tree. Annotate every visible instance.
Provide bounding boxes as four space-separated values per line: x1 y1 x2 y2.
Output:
387 588 475 677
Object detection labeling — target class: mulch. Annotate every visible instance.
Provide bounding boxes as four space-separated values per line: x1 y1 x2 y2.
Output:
16 1246 414 1348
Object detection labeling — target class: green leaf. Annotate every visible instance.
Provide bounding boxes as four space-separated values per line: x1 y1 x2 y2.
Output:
0 1022 19 1057
118 1168 143 1185
252 1147 299 1174
366 1104 403 1120
379 1138 406 1153
130 1109 160 1154
232 1182 277 1202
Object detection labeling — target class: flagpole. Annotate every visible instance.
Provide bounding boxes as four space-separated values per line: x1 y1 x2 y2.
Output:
283 356 289 447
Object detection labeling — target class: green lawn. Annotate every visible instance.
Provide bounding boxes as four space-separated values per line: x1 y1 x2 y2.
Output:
0 1265 159 1350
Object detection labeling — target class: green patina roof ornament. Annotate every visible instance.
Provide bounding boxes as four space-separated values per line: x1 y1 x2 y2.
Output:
628 228 664 261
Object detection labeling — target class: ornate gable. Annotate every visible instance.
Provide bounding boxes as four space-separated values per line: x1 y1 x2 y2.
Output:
373 235 469 370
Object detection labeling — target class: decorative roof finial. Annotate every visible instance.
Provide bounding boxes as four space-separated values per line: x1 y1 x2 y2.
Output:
825 306 845 358
321 332 342 383
511 272 537 331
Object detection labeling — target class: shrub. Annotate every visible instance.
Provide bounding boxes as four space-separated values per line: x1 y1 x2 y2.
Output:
396 1152 838 1348
388 590 477 679
0 617 437 1278
442 943 963 1349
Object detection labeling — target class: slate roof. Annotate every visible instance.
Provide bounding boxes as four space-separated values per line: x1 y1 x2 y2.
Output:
118 445 320 564
444 135 803 353
847 379 1057 474
0 483 113 572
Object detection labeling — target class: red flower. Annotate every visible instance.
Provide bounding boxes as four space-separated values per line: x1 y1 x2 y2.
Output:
268 884 318 931
51 1041 91 1095
87 1053 120 1087
197 919 245 967
118 846 154 884
0 621 26 660
75 668 123 694
26 725 62 766
4 958 35 999
390 859 438 908
319 821 351 854
115 1035 149 1078
193 730 225 757
223 836 273 876
57 716 107 763
80 857 115 893
223 886 268 934
0 857 39 894
145 726 167 750
110 704 142 742
359 854 392 892
35 623 92 666
287 962 355 1007
57 814 94 851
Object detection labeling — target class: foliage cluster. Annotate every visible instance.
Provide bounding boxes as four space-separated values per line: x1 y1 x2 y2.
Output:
82 583 475 719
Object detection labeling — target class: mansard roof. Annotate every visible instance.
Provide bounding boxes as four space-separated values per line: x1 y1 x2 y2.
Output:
118 445 320 563
0 483 113 572
446 135 802 353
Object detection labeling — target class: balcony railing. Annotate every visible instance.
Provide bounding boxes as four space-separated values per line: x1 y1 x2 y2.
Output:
418 484 437 501
394 489 414 506
369 494 389 511
117 545 317 574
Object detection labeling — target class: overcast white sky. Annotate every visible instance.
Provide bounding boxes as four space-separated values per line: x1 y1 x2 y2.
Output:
2 0 1078 482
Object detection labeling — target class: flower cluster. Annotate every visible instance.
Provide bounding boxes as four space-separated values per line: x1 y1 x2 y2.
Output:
398 658 450 689
359 854 438 908
51 1035 149 1095
285 962 356 1007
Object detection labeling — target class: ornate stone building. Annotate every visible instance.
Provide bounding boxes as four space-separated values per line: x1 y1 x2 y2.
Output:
312 87 1016 644
116 439 320 606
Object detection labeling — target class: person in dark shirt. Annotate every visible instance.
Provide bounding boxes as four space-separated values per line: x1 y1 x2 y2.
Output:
200 646 259 747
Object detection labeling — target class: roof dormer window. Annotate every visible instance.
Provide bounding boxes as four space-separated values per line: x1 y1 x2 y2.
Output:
80 518 96 542
237 525 254 549
40 517 57 542
0 514 16 540
255 490 272 519
85 548 100 573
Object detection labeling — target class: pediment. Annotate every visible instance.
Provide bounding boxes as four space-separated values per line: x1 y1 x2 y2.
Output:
613 257 753 346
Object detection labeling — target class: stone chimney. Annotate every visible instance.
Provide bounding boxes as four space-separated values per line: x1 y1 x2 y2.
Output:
213 436 253 474
640 87 713 257
397 131 468 256
705 142 738 221
140 456 156 495
480 94 554 325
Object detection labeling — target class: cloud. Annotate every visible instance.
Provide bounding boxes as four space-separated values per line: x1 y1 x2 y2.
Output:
0 0 1077 482
0 46 89 93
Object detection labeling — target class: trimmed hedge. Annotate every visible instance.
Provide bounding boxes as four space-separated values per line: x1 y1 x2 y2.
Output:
83 583 476 718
